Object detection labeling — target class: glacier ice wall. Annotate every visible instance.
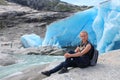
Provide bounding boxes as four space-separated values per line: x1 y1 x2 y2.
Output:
42 8 97 47
42 0 120 53
94 0 120 53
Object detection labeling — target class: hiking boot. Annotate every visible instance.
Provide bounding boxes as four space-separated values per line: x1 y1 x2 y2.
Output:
58 68 68 74
41 71 51 76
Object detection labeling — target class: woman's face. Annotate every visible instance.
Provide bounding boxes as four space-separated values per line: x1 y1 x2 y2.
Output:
80 32 88 42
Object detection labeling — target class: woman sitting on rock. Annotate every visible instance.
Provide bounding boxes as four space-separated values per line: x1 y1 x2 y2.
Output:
41 31 94 76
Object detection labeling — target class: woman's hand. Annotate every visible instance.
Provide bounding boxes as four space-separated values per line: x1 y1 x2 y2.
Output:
64 53 71 58
74 47 80 52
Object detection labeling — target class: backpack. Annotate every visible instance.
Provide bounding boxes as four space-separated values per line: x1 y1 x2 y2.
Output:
90 47 99 66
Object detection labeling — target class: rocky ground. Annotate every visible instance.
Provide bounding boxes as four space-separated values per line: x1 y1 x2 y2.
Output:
1 49 120 80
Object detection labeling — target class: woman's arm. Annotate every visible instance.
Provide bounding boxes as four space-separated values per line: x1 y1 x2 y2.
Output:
64 44 91 58
74 47 80 52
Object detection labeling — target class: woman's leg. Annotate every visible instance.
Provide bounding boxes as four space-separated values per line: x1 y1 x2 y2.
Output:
49 57 77 73
49 61 66 73
41 57 78 76
73 57 90 68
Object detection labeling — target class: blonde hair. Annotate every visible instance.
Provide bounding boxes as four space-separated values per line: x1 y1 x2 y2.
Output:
80 31 88 35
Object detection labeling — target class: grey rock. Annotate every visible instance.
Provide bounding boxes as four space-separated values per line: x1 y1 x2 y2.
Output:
0 45 65 55
27 46 65 55
49 49 65 55
0 46 65 55
0 53 17 66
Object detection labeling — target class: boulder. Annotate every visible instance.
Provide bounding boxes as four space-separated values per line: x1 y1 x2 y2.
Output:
20 47 65 55
0 53 17 66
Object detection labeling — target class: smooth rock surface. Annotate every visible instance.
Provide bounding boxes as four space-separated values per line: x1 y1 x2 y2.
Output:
0 53 17 66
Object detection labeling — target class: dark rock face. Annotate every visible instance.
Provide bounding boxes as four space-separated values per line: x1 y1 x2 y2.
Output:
6 0 84 12
0 11 72 29
0 11 26 28
7 0 59 10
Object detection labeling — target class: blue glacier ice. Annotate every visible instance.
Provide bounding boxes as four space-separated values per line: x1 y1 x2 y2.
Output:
43 8 97 47
42 0 120 53
21 34 42 48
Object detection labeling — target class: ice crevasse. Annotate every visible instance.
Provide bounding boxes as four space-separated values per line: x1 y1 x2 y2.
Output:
42 0 120 53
